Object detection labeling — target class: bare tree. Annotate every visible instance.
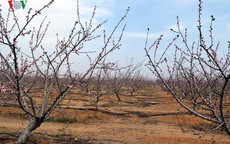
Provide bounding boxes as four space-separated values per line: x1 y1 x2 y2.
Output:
106 60 141 101
82 62 115 110
0 0 129 143
145 0 230 136
82 60 141 109
127 71 148 96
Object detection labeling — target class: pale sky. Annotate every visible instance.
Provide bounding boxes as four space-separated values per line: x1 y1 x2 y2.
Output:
0 0 230 76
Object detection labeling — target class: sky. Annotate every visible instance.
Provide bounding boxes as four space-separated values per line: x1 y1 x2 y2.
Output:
0 0 230 77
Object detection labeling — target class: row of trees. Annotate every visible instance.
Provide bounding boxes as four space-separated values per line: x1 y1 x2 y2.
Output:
0 0 230 143
78 61 153 110
0 0 131 143
145 0 230 136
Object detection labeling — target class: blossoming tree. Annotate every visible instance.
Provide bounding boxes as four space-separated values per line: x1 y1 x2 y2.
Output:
0 0 129 143
145 0 230 136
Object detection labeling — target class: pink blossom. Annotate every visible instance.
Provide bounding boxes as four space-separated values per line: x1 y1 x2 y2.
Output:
9 89 15 94
1 88 7 93
8 81 14 86
68 85 73 89
212 103 216 107
13 40 17 45
212 51 218 63
15 72 19 77
19 67 25 73
96 24 102 29
31 60 36 65
66 54 70 59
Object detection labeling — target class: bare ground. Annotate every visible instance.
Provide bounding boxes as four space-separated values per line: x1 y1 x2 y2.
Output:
0 87 230 144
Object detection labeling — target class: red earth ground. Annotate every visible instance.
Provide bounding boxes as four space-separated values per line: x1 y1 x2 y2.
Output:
0 86 230 143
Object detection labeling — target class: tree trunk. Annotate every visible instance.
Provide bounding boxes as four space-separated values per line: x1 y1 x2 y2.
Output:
224 123 230 136
115 91 121 101
193 103 198 112
130 92 133 96
94 95 100 111
16 118 42 144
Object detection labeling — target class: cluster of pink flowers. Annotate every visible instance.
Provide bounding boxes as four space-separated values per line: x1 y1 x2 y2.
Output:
17 56 41 76
0 84 15 94
201 97 212 105
68 85 73 89
1 86 6 93
212 51 218 63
